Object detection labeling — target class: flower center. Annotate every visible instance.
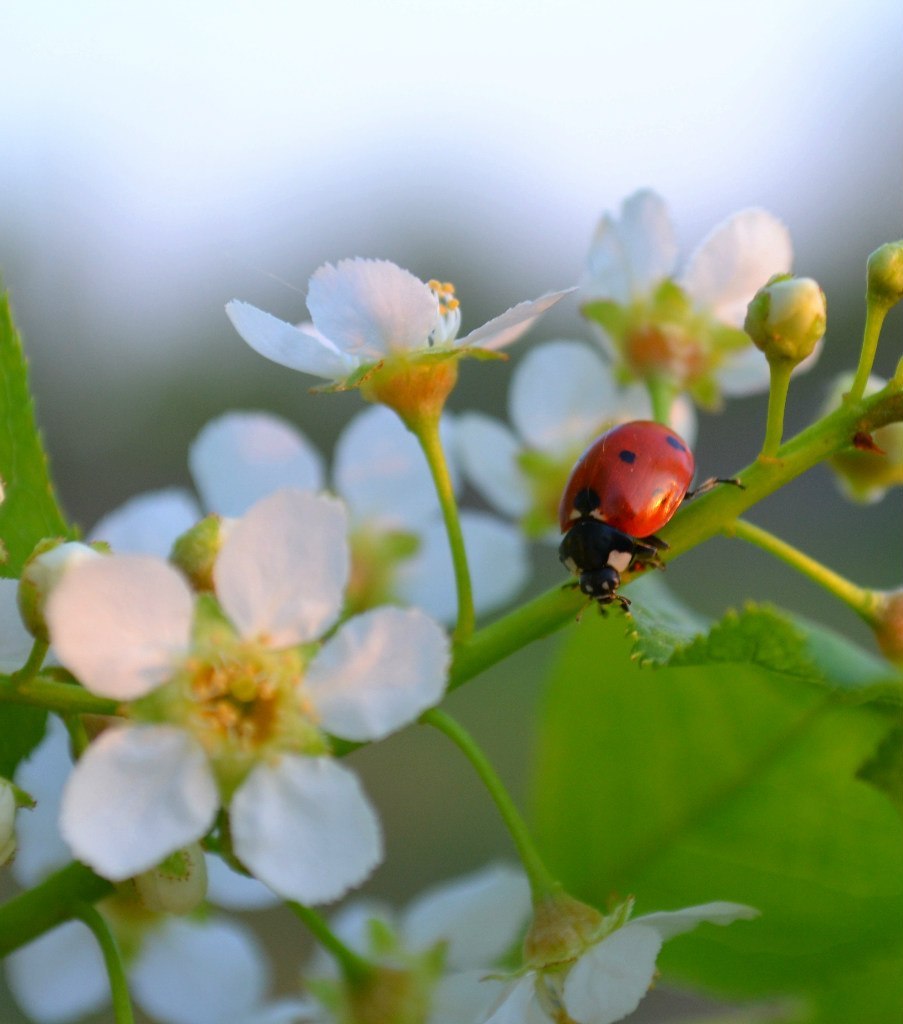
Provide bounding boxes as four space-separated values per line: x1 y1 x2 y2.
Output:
625 323 706 386
427 279 462 346
146 624 327 795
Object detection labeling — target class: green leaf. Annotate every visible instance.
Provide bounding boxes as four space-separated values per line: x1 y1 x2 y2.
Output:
0 704 46 779
532 613 903 1014
628 581 897 696
0 290 69 576
857 723 903 819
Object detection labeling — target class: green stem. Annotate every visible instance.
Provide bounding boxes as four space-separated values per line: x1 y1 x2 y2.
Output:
848 300 889 403
725 518 881 624
412 415 475 642
423 707 558 902
0 673 120 715
646 374 674 425
12 639 50 681
760 360 793 458
73 904 135 1024
0 862 114 956
287 901 373 987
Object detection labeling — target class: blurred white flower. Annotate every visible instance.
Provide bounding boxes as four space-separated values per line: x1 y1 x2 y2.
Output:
582 189 798 406
300 863 531 1024
226 258 572 383
91 407 528 622
457 340 695 539
48 489 450 904
488 901 758 1024
7 719 306 1024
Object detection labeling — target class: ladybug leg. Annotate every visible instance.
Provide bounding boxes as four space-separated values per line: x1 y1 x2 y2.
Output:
685 476 745 500
633 536 667 571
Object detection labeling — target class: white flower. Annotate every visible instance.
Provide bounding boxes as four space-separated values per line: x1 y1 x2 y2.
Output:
301 864 531 1024
91 407 528 623
488 901 758 1024
583 189 799 405
226 258 572 384
48 489 450 903
457 340 696 539
8 720 306 1024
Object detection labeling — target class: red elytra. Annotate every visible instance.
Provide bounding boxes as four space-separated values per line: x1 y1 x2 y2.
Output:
558 420 695 539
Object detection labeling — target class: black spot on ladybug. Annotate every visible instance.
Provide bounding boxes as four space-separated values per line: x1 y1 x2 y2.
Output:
666 436 687 452
573 487 600 517
619 450 636 464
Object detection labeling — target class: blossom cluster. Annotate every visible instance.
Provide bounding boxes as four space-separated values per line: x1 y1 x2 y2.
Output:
3 186 858 1024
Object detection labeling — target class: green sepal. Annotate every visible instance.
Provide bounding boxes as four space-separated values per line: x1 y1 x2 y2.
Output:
580 298 629 336
0 290 70 576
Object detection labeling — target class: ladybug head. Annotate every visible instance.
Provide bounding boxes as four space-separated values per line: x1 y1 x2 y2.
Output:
578 566 621 604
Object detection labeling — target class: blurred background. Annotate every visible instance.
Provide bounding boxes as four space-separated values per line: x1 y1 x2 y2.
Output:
1 0 901 1019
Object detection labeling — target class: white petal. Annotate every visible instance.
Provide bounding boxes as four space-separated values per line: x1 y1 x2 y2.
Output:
13 718 72 887
455 413 530 519
190 412 325 517
334 405 452 528
0 577 33 673
633 900 759 940
306 898 394 979
429 971 510 1024
564 924 662 1024
215 490 349 647
89 489 202 557
205 853 280 911
717 343 772 397
509 341 616 453
307 258 438 358
5 919 108 1024
306 606 448 741
60 725 218 880
395 513 528 624
46 555 194 700
402 863 530 970
457 288 574 351
483 975 547 1024
245 1000 320 1024
131 916 268 1024
681 209 793 326
617 189 680 293
226 301 358 380
585 190 677 302
231 756 382 904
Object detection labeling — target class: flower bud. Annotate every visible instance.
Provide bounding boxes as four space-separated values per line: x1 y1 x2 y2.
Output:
873 590 903 665
0 779 17 868
744 275 827 365
867 241 903 309
134 844 207 914
18 540 102 641
170 514 230 591
822 374 903 503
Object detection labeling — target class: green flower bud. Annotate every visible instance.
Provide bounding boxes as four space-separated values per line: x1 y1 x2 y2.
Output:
170 514 229 592
867 241 903 309
744 275 827 365
18 540 103 641
134 844 207 914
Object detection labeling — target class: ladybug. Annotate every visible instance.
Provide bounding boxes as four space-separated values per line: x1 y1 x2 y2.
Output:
558 420 697 611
